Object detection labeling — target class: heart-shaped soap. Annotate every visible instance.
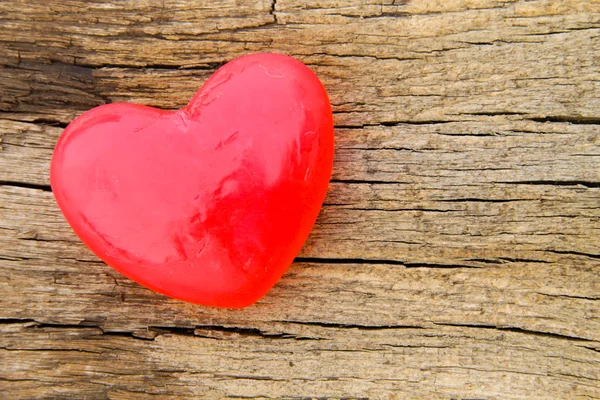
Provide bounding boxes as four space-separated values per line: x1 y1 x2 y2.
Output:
50 53 334 308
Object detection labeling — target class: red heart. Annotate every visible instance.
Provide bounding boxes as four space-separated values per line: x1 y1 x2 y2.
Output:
50 53 334 308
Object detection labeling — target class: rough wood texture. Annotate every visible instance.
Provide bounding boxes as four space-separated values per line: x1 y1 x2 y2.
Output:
1 0 599 398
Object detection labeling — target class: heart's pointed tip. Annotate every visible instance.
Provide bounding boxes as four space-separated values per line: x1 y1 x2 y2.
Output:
164 290 265 309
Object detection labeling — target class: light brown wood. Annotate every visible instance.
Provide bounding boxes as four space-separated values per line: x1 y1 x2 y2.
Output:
1 0 599 398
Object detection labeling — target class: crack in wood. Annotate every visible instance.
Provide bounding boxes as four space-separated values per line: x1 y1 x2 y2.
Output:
272 320 426 330
497 180 600 188
0 319 323 341
294 257 480 268
528 116 600 125
433 322 595 342
0 181 52 192
547 250 600 259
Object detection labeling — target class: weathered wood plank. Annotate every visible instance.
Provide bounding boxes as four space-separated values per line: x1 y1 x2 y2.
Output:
1 1 600 124
2 241 600 338
2 321 599 399
2 119 599 264
1 0 599 398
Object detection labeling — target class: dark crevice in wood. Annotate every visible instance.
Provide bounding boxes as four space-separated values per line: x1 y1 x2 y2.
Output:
294 257 479 269
0 319 319 341
537 293 600 301
56 257 106 264
17 118 69 129
435 132 499 136
295 257 407 266
276 320 425 330
101 325 198 341
354 11 411 20
0 255 30 262
302 52 420 62
0 318 37 325
343 146 423 152
334 115 600 130
19 236 79 244
398 262 482 269
213 373 280 381
498 180 600 188
2 57 223 73
582 346 600 354
101 330 162 341
93 61 224 71
338 207 456 213
439 198 529 203
329 179 402 185
191 325 321 340
0 113 69 128
0 319 176 340
498 257 550 264
0 377 44 383
0 346 102 354
334 120 455 129
0 181 52 192
334 125 381 129
434 322 594 342
528 116 600 125
468 258 504 264
460 111 527 117
547 250 600 259
379 120 455 126
524 26 600 36
269 0 278 24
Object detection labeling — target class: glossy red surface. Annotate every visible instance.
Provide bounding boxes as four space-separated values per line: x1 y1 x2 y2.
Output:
50 53 334 308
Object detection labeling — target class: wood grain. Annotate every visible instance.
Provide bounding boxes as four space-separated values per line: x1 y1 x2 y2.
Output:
1 0 599 398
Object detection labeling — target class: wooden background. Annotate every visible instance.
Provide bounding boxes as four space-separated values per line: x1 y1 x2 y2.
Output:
1 0 599 398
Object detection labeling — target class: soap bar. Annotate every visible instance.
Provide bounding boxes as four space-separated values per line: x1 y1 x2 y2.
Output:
50 53 334 308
